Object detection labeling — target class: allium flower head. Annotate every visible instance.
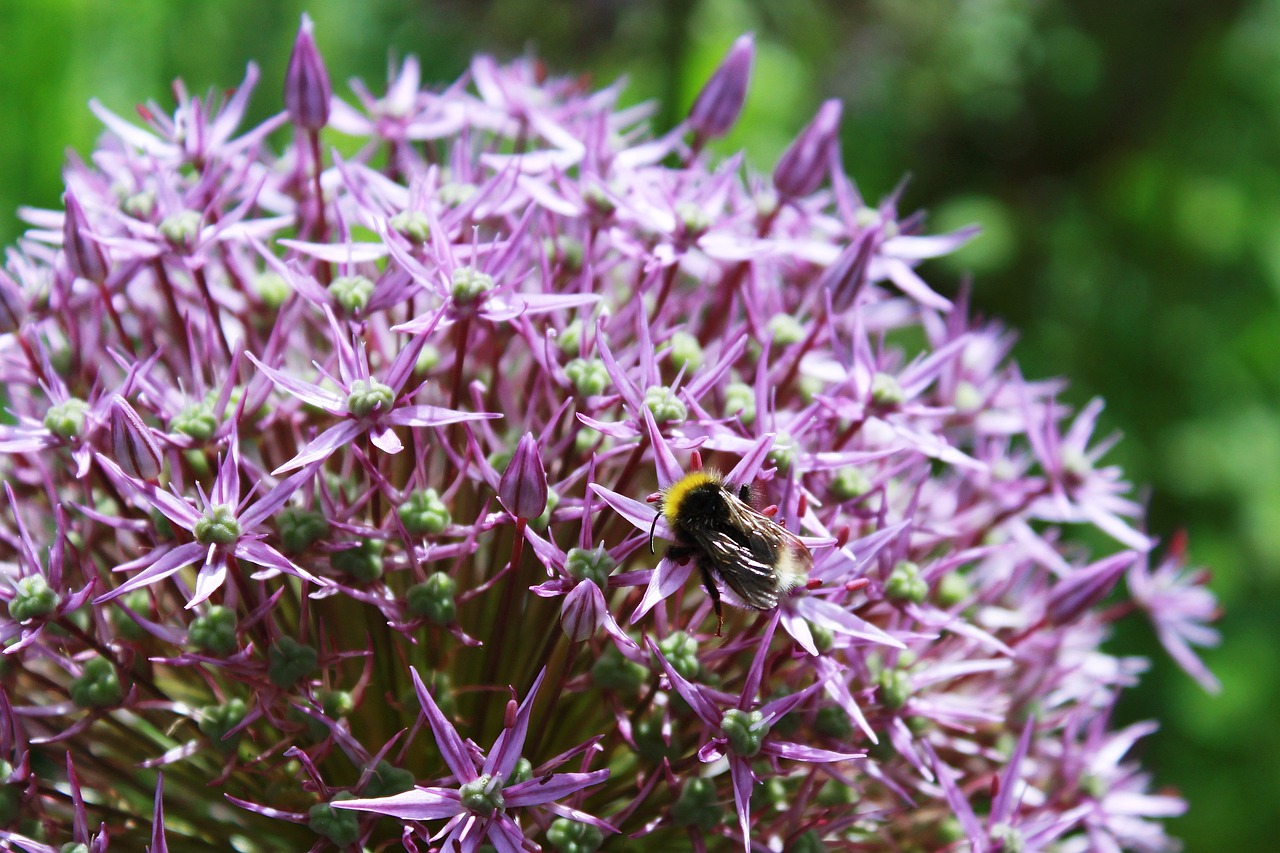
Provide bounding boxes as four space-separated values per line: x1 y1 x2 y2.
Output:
0 18 1217 853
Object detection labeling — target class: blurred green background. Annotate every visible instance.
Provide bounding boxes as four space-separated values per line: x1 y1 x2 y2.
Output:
0 0 1271 848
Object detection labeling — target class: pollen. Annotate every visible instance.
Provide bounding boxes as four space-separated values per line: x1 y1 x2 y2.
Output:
661 469 723 525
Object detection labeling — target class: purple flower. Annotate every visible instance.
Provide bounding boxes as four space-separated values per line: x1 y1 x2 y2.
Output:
92 437 327 607
331 667 612 851
0 25 1217 853
284 14 332 130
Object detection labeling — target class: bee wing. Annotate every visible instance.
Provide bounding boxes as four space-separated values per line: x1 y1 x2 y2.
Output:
685 496 808 610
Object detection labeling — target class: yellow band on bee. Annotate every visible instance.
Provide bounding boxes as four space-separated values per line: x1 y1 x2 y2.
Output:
662 470 722 524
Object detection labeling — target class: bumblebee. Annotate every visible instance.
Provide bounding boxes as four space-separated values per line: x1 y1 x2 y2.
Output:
650 469 811 633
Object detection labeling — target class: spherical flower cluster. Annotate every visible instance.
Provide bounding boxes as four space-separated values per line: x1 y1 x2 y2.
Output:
0 19 1218 853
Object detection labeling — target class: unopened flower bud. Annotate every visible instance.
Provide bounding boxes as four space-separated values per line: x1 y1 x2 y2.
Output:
398 488 451 535
721 707 768 757
407 572 457 624
820 229 877 312
672 778 723 830
189 605 238 655
498 433 548 521
70 657 123 709
327 274 374 314
0 269 25 334
110 396 163 480
8 575 60 622
308 795 359 847
62 192 109 283
688 34 754 140
365 760 415 798
268 636 318 689
43 398 89 440
285 14 332 130
773 99 842 200
389 210 431 243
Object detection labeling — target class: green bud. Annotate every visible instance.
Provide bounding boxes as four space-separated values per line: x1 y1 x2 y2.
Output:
199 697 248 753
459 774 504 817
675 201 712 235
815 705 853 739
406 573 457 625
877 667 912 711
169 399 219 442
672 778 723 831
327 274 375 314
935 571 972 607
253 272 291 308
451 266 494 303
506 757 533 786
345 378 395 417
721 708 768 757
724 381 756 425
398 488 451 535
565 546 615 589
831 467 871 501
416 343 441 372
754 189 779 218
668 331 703 373
557 319 584 355
278 507 329 554
320 689 354 719
792 829 828 853
389 210 431 242
768 313 805 346
530 487 559 531
158 210 202 249
188 605 238 656
767 431 797 473
122 190 155 219
8 575 60 621
268 637 318 689
953 380 982 414
70 657 123 709
808 621 834 654
545 236 584 272
439 182 478 207
816 779 857 807
583 184 615 215
885 560 927 604
365 760 416 798
633 714 681 763
644 385 686 423
657 631 700 681
991 823 1025 853
331 539 383 582
193 504 241 546
870 372 906 407
110 590 149 641
564 358 609 397
547 817 604 853
590 645 648 694
308 794 360 847
60 843 90 853
938 816 967 844
43 398 89 440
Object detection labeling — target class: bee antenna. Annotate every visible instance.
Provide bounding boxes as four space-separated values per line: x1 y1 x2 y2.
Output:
649 510 660 555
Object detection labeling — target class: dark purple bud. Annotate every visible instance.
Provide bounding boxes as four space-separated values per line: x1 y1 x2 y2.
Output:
688 34 754 140
1046 552 1135 626
110 396 164 480
820 228 879 312
773 99 843 200
499 433 548 521
62 192 109 283
285 14 332 130
0 268 24 334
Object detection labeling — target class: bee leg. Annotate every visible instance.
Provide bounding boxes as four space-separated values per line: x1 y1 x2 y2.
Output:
665 544 694 565
695 561 724 636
